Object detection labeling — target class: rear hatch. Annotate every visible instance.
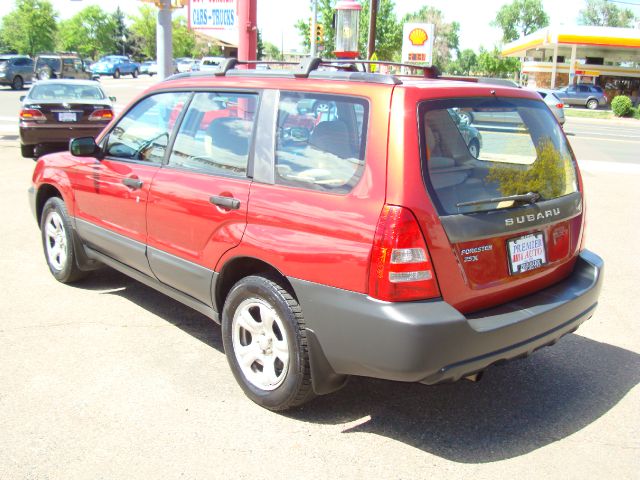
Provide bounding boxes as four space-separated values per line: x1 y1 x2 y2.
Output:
417 95 583 313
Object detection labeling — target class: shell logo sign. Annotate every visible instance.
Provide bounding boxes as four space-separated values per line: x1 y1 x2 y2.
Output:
402 23 435 66
408 28 428 47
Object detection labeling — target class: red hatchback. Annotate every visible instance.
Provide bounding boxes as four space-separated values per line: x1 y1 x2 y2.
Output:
29 59 603 411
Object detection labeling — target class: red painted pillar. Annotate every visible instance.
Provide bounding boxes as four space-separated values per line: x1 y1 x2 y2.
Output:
237 0 257 66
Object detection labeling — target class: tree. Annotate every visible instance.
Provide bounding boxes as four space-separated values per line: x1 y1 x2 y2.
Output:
58 6 117 59
172 16 196 58
113 6 133 57
492 0 549 43
403 6 460 70
295 0 336 57
0 0 58 56
578 0 636 27
446 48 478 75
263 41 281 60
359 0 402 61
476 46 520 77
129 5 157 59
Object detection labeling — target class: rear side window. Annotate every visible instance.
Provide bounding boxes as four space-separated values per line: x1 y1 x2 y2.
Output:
105 91 190 163
420 97 578 215
274 92 368 194
168 92 257 177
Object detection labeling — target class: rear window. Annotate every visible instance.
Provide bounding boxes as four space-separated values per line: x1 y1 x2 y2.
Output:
29 83 105 101
36 57 61 71
420 97 578 215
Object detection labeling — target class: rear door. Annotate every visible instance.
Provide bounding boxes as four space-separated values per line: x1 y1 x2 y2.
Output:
401 94 583 313
70 91 190 275
145 91 257 305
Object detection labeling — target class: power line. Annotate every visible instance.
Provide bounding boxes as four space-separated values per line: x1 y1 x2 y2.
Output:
605 0 640 7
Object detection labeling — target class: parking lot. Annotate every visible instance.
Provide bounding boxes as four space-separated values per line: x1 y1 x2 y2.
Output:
0 76 639 479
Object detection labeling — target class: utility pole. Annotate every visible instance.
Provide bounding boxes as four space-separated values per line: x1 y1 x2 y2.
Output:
237 0 258 66
310 0 318 57
156 0 173 80
367 0 378 61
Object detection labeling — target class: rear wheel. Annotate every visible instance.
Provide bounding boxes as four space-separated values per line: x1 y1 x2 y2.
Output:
586 98 598 110
11 75 23 90
37 67 52 80
40 197 86 283
222 275 315 411
468 139 480 158
113 69 120 79
132 69 138 78
20 144 34 158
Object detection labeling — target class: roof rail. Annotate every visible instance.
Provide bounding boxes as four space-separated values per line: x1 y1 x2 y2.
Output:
162 56 442 85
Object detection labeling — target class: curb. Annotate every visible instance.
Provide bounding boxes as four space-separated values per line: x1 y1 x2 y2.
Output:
564 115 638 126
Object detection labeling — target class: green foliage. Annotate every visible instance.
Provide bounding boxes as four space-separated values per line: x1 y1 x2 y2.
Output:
486 138 571 199
403 6 460 70
113 7 133 58
172 16 196 58
359 0 402 61
58 6 117 59
0 0 58 56
492 0 549 43
611 95 633 117
476 47 520 77
632 107 640 120
129 5 157 60
295 0 335 56
263 41 281 60
446 48 478 75
578 0 636 27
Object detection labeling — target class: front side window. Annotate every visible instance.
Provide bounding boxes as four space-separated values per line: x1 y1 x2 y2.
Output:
168 92 257 177
105 91 190 163
421 97 578 215
274 92 368 193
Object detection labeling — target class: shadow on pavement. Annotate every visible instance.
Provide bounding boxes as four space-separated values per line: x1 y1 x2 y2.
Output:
75 267 640 463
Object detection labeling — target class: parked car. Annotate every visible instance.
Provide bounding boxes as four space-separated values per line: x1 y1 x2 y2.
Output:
176 58 196 73
19 79 114 158
535 88 565 125
34 53 91 81
140 61 155 76
0 55 34 90
199 56 225 72
29 59 603 412
90 55 140 79
554 84 607 110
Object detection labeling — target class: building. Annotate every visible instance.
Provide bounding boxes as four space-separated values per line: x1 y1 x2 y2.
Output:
501 26 640 102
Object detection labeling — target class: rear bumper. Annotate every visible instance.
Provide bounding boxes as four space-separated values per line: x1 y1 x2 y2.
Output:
20 123 106 146
293 250 603 385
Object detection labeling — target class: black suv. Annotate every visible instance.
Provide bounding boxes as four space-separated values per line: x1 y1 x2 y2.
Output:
34 53 91 81
0 55 33 90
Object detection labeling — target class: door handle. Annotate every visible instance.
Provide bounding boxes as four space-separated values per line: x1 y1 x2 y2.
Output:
123 177 143 189
209 195 240 210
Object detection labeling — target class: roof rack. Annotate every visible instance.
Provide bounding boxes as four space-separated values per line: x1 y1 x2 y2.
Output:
163 57 442 86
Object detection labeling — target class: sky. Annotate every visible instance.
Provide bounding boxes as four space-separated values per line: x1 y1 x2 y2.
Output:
0 0 639 53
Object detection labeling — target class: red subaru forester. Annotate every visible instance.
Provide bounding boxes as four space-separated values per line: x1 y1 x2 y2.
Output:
29 59 603 411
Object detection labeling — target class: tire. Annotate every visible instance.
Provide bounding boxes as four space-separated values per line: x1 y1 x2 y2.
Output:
20 144 34 158
458 110 473 125
586 98 598 110
11 75 23 90
222 275 315 411
468 139 480 158
37 67 51 80
113 69 120 79
40 197 86 283
132 69 138 78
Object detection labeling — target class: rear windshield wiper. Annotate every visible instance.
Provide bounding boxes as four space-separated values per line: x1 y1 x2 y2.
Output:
456 191 540 208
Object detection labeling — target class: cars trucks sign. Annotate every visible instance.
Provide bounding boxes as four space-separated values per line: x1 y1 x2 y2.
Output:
402 23 435 66
189 0 238 30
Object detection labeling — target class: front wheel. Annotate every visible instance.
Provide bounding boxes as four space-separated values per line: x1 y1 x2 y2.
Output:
586 98 599 110
11 75 23 90
468 139 480 158
113 69 120 79
40 197 86 283
222 275 315 411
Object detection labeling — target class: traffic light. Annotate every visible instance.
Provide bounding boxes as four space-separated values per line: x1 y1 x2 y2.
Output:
316 24 324 45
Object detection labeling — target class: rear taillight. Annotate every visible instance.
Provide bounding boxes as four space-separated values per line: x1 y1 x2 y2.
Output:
20 109 46 121
368 205 440 302
556 103 564 109
89 109 113 121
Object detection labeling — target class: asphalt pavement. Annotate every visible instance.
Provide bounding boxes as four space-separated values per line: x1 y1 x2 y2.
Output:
0 77 638 479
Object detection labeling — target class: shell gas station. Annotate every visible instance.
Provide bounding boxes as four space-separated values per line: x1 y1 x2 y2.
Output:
501 26 640 103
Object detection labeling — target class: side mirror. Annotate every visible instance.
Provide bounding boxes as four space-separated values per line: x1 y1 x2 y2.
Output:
70 137 99 157
19 95 25 102
109 96 116 102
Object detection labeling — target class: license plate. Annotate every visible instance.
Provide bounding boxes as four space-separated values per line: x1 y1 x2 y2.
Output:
507 232 547 275
58 112 77 122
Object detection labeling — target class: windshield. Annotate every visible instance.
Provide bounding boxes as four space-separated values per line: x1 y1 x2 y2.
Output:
29 83 105 101
420 97 578 215
99 56 122 63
